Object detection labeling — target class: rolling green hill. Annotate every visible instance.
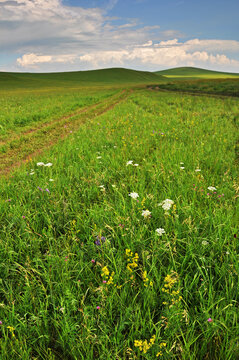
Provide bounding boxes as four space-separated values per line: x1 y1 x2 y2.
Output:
0 68 163 90
155 66 239 79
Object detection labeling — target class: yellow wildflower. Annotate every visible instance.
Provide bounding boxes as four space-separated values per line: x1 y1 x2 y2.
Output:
101 266 110 277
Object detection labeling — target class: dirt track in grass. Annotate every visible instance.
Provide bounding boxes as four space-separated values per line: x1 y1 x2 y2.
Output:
0 89 131 177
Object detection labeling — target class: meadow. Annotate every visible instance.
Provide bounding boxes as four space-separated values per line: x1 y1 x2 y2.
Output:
0 69 238 359
150 79 239 98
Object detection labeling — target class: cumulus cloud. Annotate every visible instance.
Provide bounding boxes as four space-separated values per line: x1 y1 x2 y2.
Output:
0 0 157 55
0 0 239 71
17 40 239 72
76 41 239 70
154 38 239 53
16 53 77 68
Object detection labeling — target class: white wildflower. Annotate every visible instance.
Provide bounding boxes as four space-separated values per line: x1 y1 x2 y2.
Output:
159 199 174 211
207 186 217 191
112 184 116 188
142 210 151 218
202 240 209 246
126 160 133 166
129 192 139 199
37 162 44 166
180 167 185 170
195 169 201 172
155 228 165 236
49 179 54 182
134 164 139 167
44 163 52 167
97 156 102 159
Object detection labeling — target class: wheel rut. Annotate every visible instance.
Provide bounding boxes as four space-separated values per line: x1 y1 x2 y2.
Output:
0 89 131 177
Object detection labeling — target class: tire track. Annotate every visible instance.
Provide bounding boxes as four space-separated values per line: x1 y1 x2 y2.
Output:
0 89 131 176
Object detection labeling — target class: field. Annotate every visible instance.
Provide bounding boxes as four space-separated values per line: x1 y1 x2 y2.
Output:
0 68 238 359
149 79 239 97
156 67 239 79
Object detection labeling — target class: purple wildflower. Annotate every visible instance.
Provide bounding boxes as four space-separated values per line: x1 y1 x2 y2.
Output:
95 236 106 246
45 188 50 193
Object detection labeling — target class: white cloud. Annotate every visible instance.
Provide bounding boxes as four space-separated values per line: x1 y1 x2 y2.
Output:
0 0 238 72
0 0 156 55
16 39 239 71
183 39 239 53
142 40 153 47
76 40 239 70
16 53 77 67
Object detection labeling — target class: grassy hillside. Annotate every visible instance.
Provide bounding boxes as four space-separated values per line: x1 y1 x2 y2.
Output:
155 66 239 79
0 68 163 90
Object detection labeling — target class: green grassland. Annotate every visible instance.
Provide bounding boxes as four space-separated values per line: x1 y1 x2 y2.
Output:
0 68 163 90
155 67 239 79
149 78 239 97
0 69 238 359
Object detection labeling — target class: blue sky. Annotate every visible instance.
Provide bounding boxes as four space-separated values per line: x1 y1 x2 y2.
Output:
68 0 239 41
0 0 239 72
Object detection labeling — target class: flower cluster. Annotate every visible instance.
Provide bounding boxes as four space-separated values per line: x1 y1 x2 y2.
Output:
142 270 153 287
126 160 139 166
7 326 15 338
129 192 139 200
156 342 167 357
99 185 105 192
162 271 182 306
141 209 151 218
95 236 106 246
101 266 110 277
37 187 50 193
101 266 115 285
126 249 139 272
37 162 52 167
158 199 174 211
156 228 165 236
207 186 217 191
134 335 156 354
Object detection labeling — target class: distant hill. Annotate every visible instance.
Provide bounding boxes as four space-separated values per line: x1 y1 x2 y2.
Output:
155 67 239 79
0 68 163 90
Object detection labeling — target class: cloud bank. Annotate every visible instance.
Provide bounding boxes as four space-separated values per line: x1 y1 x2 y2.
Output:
0 0 239 72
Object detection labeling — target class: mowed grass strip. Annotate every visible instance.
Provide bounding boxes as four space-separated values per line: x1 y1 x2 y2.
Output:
0 89 131 175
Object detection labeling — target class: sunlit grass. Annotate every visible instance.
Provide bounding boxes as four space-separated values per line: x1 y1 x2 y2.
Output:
0 88 238 359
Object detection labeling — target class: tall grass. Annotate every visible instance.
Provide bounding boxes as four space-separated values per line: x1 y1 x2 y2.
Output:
0 89 238 359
